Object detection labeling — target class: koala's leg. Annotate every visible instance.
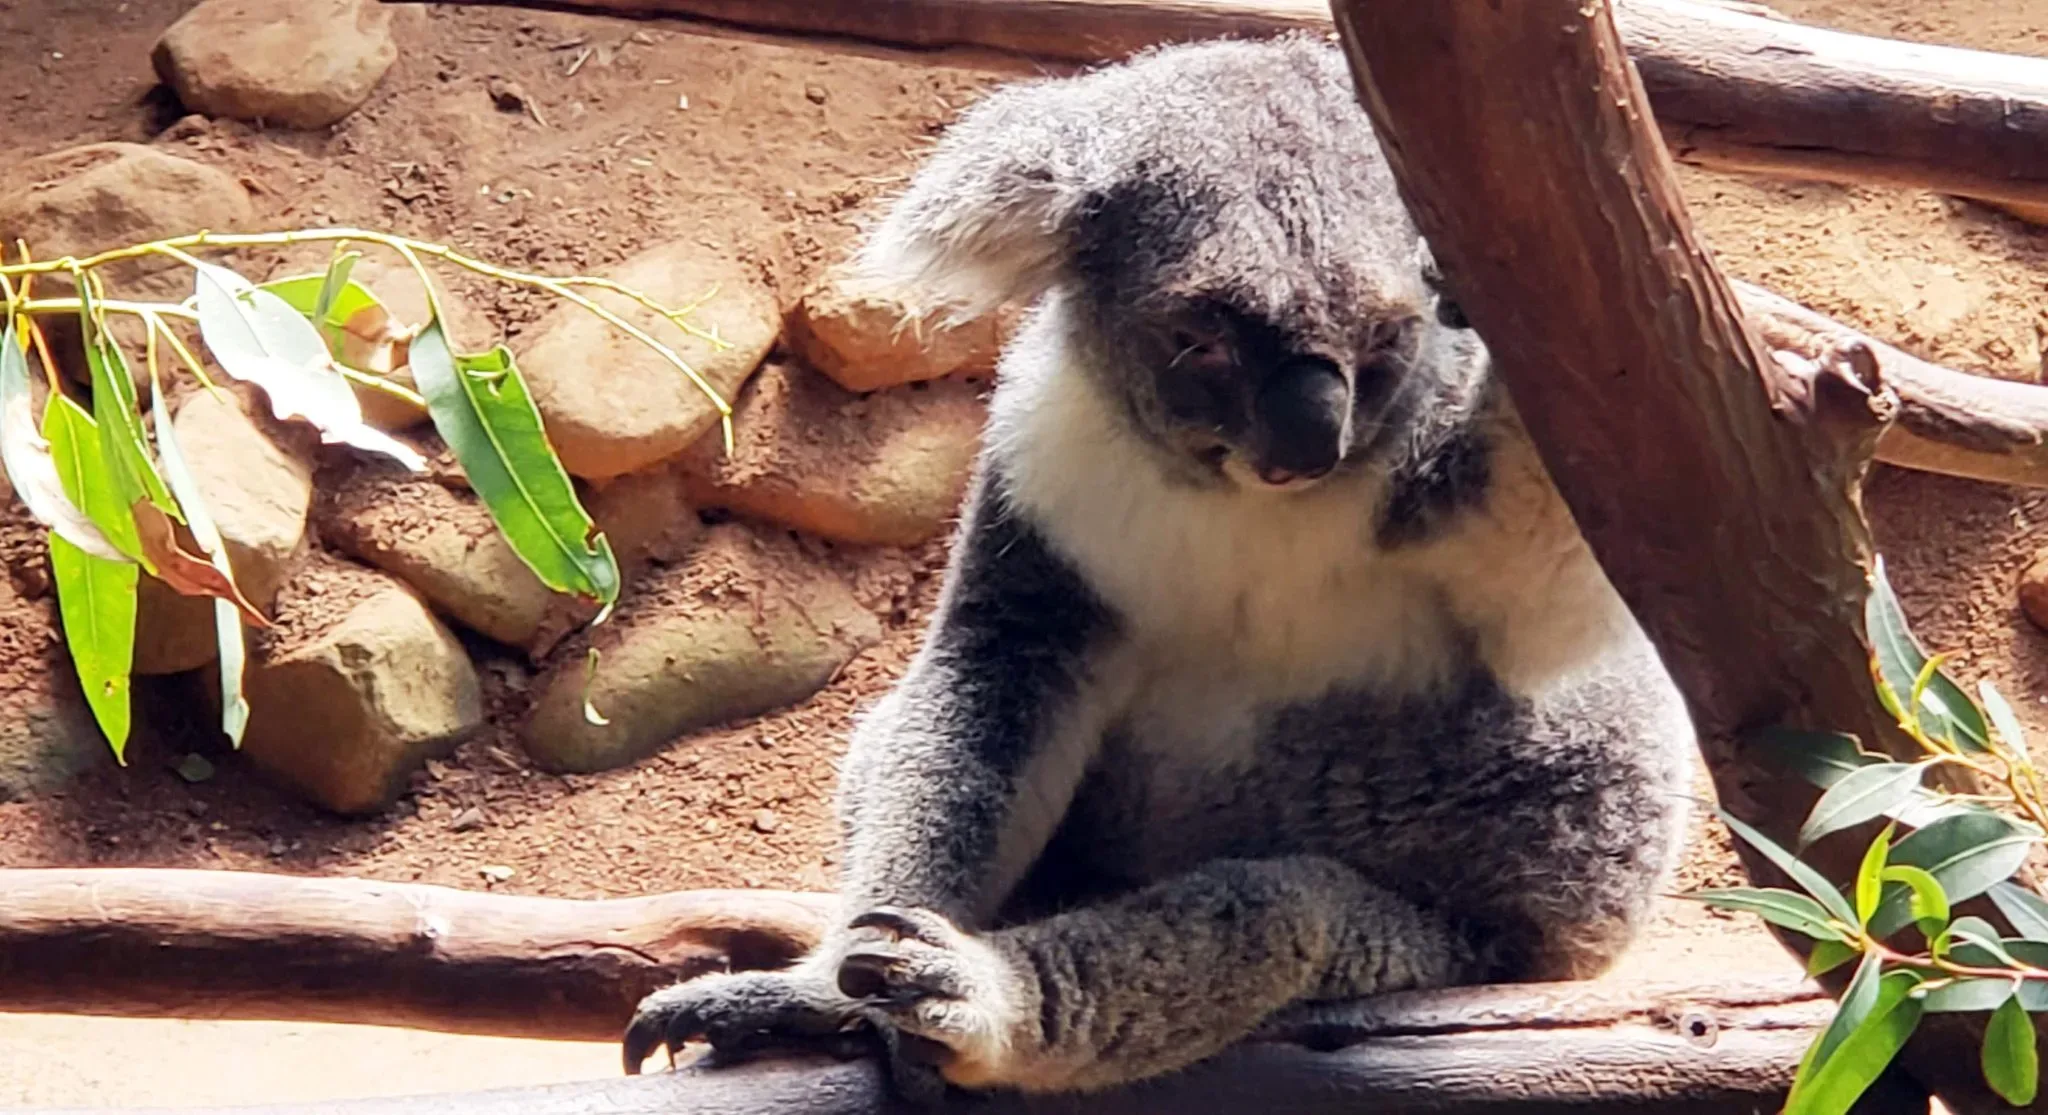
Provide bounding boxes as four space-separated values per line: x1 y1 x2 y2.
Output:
624 471 1117 1080
836 856 1472 1095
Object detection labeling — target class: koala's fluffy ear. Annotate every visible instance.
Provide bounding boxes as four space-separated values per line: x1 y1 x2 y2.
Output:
855 80 1093 321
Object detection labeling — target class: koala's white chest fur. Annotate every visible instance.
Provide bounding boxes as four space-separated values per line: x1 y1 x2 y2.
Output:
988 317 1641 769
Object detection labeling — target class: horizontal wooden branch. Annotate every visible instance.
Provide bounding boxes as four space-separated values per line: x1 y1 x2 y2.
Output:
0 869 1847 1114
0 868 832 1041
1735 282 2048 487
401 0 2048 216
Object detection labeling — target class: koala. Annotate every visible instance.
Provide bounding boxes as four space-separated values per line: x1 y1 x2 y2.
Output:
622 33 1697 1100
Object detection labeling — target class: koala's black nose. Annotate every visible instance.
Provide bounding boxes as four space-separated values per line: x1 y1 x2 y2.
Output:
1254 359 1349 481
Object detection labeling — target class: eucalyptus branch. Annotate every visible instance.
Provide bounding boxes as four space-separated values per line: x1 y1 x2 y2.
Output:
1 227 736 452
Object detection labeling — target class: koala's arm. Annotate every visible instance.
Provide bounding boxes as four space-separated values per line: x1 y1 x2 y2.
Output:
624 468 1118 1075
833 467 1118 926
842 856 1472 1094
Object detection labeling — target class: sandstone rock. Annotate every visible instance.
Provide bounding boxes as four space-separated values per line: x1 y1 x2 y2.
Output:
317 468 556 652
521 243 779 481
582 461 704 575
135 388 314 675
152 0 398 129
785 262 1005 392
0 591 107 802
233 561 483 814
2021 553 2048 634
522 525 880 773
679 363 986 547
0 143 253 301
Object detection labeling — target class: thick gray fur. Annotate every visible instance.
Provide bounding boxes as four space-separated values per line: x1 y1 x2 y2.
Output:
621 33 1697 1101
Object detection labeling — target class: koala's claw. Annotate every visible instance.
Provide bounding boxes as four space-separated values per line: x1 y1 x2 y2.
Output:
620 972 869 1076
847 905 954 946
838 907 1029 1091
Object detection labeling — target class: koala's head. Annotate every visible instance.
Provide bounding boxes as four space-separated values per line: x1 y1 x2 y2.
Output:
858 34 1473 492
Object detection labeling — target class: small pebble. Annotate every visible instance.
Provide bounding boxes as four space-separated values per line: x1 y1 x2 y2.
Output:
2020 553 2048 633
449 806 487 833
753 808 780 834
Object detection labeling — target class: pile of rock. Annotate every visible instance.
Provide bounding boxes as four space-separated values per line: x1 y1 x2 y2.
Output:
1 141 1001 813
0 0 1009 814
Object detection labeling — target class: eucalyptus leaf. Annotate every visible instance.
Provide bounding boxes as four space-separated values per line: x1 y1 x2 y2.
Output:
1786 969 1925 1115
150 380 249 747
1922 978 2048 1013
1879 864 1949 938
1991 882 2048 944
1866 556 1990 751
1716 806 1858 926
1948 916 2020 968
1869 812 2036 938
1855 825 1891 927
192 261 424 470
43 395 137 762
1802 763 1924 849
1690 887 1852 943
1984 992 2040 1106
76 284 177 525
1980 680 2030 757
1803 951 1887 1080
0 319 126 561
409 325 619 610
1806 939 1861 978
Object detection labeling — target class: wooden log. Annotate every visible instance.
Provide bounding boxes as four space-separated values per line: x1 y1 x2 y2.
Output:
1735 281 2048 488
0 868 832 1041
1324 1 2038 1112
12 961 1879 1115
0 867 1901 1114
403 0 2048 215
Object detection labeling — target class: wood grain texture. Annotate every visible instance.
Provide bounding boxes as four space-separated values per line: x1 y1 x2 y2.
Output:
0 868 832 1041
1324 1 2034 1111
17 969 1861 1115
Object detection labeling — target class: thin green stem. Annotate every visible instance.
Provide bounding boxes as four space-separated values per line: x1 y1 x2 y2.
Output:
0 228 736 451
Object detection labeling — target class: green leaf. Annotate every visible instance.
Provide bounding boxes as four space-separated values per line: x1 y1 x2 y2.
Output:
1869 812 2037 938
1991 882 2048 944
260 264 381 332
1866 556 1991 751
1948 916 2021 968
0 318 127 561
1855 824 1892 927
1923 978 2048 1013
42 395 137 762
1807 939 1862 978
191 261 425 470
149 380 249 748
1879 865 1949 939
1980 680 2030 757
1716 806 1858 926
1760 727 1878 790
1985 991 2040 1106
76 284 178 531
1799 953 1888 1084
1786 969 1925 1115
1690 887 1853 942
409 325 620 611
1803 764 1923 849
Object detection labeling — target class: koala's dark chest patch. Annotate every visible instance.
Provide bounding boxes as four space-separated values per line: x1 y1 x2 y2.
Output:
1376 422 1493 548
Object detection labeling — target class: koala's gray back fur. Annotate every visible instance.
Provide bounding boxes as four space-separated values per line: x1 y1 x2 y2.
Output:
624 33 1699 1099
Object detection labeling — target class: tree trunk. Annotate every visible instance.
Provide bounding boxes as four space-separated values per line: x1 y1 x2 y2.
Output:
411 0 2048 216
1323 1 2040 1112
0 867 831 1041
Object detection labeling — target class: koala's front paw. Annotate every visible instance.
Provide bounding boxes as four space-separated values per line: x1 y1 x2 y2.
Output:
838 906 1038 1092
621 970 867 1074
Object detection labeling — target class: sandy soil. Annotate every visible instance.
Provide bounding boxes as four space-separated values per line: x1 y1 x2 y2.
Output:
2 0 2048 1106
